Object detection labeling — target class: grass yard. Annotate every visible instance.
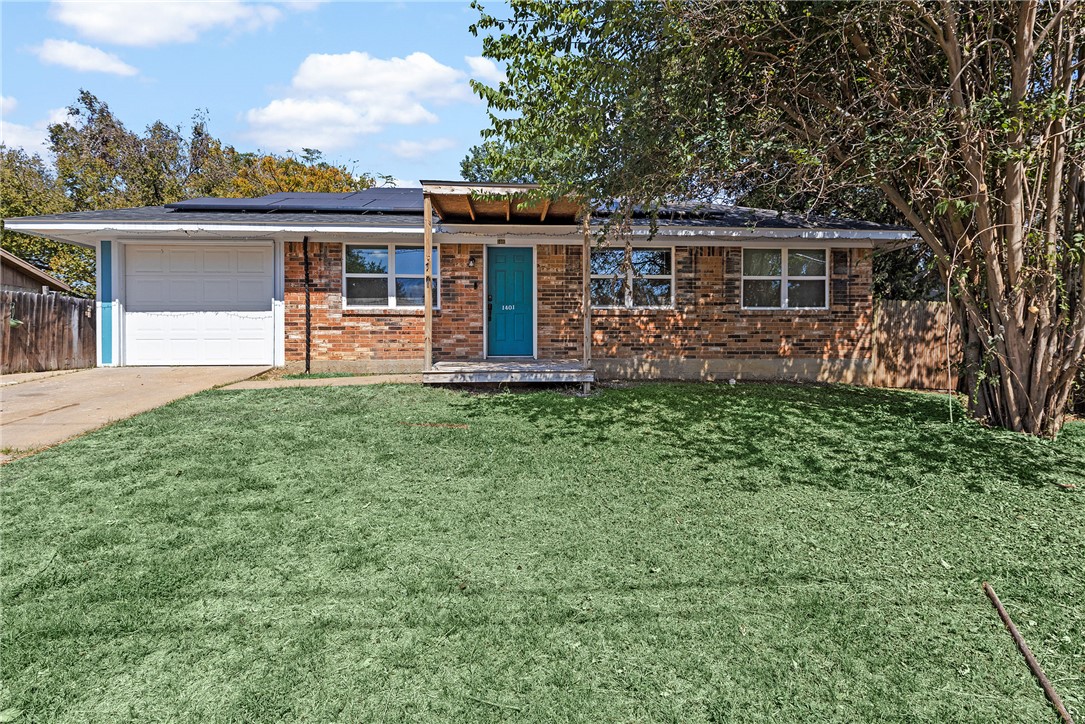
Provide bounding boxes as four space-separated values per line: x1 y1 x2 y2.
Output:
2 382 1083 722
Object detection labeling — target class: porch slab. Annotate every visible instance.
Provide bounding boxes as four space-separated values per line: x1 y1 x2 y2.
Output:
423 360 594 385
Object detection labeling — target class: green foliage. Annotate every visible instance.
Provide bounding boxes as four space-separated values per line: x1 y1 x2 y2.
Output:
2 383 1083 720
471 1 1085 434
3 90 384 295
459 140 535 183
873 244 945 301
0 146 94 296
224 150 375 198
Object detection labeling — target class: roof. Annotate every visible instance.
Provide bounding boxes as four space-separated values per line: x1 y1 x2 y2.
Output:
614 202 904 232
0 249 73 293
5 187 907 233
6 205 425 227
163 187 424 213
420 181 581 225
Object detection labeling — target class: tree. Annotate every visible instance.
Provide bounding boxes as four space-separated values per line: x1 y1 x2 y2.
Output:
472 1 1084 436
5 91 387 295
460 140 535 183
0 145 95 296
223 149 374 198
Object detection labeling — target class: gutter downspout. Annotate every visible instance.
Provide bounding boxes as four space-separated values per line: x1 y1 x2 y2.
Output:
302 235 312 375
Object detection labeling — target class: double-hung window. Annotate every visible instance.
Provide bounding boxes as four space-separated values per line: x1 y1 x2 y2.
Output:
742 248 828 309
590 247 673 308
344 244 438 308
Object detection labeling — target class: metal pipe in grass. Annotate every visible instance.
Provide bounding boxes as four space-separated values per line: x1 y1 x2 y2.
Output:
983 581 1075 724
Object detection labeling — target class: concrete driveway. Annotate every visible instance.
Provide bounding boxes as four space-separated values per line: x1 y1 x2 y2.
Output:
1 366 268 456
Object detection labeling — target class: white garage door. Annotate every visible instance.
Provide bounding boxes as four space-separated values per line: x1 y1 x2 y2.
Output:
124 244 274 365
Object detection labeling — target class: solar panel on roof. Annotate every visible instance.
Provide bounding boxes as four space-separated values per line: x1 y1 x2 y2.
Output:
164 189 427 214
165 197 282 211
270 201 366 212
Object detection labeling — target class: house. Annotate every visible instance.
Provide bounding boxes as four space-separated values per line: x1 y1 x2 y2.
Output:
1 248 74 295
3 182 912 386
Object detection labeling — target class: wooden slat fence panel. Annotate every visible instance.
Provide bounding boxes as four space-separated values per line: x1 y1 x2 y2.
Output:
871 299 960 391
1 291 96 374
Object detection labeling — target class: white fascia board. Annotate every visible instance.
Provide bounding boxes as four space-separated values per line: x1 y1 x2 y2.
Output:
422 183 540 196
644 227 914 240
437 222 912 242
2 227 97 248
437 223 580 237
3 222 426 235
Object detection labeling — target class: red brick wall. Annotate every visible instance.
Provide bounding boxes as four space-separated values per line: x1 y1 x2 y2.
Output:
536 246 873 362
284 241 873 368
284 241 483 364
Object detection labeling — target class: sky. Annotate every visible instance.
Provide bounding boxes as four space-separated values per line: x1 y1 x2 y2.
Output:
0 0 510 187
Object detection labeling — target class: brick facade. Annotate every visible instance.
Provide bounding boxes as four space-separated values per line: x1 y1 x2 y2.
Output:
284 241 873 376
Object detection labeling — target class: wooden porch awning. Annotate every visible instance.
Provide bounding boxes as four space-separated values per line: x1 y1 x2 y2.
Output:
419 181 592 384
419 181 581 225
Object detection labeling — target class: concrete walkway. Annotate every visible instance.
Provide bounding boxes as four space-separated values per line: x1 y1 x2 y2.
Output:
1 366 268 457
0 369 81 387
223 373 421 390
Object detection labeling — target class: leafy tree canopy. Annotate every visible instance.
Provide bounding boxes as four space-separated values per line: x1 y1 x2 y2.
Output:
3 91 380 296
471 0 1084 436
460 140 535 183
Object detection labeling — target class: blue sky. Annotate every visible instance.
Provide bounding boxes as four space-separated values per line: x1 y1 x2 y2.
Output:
1 1 509 186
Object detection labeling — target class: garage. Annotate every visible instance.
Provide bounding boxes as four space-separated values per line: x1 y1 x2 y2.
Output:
123 244 274 365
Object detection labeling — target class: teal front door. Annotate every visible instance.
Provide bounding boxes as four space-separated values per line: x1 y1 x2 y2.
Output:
487 247 534 356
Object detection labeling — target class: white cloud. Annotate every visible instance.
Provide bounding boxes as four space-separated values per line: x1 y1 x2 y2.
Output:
1 96 17 115
0 108 71 156
49 1 284 47
244 98 376 151
465 56 506 86
245 51 474 151
291 51 471 104
387 138 457 160
32 39 138 76
278 0 326 10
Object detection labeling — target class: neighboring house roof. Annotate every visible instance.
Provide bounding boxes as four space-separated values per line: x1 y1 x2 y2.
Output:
4 186 914 245
0 248 72 294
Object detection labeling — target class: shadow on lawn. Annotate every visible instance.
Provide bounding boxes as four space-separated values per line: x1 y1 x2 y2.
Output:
453 382 1082 494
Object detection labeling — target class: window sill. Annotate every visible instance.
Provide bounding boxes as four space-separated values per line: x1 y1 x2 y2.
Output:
740 307 830 314
342 307 439 316
592 306 676 315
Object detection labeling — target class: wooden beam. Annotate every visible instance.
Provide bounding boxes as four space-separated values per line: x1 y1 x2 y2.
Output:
421 182 540 196
423 195 434 371
429 196 447 221
465 195 476 222
505 197 511 222
539 198 551 223
581 214 592 373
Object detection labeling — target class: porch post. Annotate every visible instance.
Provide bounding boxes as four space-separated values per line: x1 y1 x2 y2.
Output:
423 194 434 371
581 213 592 371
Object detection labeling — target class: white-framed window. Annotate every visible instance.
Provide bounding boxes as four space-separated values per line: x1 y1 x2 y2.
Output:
590 246 674 308
343 244 438 308
741 247 828 309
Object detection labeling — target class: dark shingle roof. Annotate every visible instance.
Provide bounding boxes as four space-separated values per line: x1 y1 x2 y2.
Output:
5 206 426 227
5 190 908 233
616 203 905 231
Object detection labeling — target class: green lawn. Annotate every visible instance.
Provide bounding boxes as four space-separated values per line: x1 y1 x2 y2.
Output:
2 382 1083 722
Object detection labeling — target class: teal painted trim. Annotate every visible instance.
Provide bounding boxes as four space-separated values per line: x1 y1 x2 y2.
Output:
101 240 113 365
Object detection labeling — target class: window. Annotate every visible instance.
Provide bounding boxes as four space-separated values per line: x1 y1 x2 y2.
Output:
344 244 438 308
590 247 673 308
742 248 827 309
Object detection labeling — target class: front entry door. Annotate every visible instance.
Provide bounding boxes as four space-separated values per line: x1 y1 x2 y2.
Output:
487 247 534 357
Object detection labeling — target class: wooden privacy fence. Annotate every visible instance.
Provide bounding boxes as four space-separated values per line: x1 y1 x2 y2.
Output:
872 299 960 391
1 291 96 374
